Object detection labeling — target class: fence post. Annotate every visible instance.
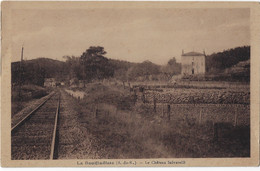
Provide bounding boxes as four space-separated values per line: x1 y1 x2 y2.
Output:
213 122 218 142
167 104 171 121
162 106 165 118
133 91 137 105
128 82 131 92
142 92 145 104
153 97 157 112
199 107 202 124
95 106 98 118
234 106 238 127
139 87 145 103
93 106 95 118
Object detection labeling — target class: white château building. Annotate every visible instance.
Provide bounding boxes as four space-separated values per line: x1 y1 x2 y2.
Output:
181 50 206 75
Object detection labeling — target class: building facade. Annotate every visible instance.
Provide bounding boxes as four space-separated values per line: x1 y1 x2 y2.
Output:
44 78 56 87
181 51 206 75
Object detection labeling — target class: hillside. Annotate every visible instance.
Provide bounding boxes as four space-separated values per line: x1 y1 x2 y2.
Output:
11 57 138 86
206 46 250 73
12 58 67 86
11 46 250 86
224 59 250 82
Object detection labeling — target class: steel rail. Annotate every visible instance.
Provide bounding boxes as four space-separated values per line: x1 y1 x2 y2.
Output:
50 92 60 160
11 92 56 134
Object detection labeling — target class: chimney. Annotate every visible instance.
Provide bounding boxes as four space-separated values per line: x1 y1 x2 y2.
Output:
182 49 184 55
203 49 206 55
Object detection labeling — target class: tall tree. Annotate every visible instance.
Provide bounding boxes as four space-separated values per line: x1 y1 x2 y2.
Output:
63 55 82 80
161 57 181 77
80 46 114 83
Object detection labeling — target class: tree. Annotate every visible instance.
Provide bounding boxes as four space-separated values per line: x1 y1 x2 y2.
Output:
80 46 114 82
85 46 107 57
167 57 177 65
63 55 82 80
161 57 181 77
127 60 160 81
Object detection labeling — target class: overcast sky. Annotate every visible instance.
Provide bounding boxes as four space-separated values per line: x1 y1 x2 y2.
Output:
11 8 250 65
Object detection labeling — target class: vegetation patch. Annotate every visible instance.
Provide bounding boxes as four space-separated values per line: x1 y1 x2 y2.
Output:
65 83 250 158
11 84 50 116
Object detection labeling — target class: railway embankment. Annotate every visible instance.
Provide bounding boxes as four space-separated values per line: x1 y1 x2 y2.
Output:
11 93 59 160
57 90 101 159
11 91 55 128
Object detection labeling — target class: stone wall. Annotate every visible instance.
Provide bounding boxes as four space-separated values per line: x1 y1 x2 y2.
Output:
139 88 249 104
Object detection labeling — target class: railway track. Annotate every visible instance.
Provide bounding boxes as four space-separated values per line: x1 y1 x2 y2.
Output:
11 91 60 160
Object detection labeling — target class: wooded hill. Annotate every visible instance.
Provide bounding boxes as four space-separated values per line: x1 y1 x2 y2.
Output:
12 46 182 86
206 46 250 73
205 46 250 82
12 58 68 86
11 46 250 86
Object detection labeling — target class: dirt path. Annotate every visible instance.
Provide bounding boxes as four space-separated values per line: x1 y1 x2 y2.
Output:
57 90 103 159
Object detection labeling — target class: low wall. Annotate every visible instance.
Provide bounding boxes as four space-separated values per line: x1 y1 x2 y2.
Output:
139 89 249 104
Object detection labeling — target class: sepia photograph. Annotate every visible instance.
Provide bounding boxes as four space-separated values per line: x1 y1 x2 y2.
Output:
1 1 259 167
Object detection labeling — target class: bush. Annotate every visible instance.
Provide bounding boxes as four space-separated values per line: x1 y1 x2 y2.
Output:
12 84 48 101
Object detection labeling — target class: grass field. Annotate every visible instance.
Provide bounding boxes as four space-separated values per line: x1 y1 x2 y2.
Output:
11 84 50 116
65 82 250 158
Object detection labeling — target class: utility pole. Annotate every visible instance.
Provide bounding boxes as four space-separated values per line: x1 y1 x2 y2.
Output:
18 46 24 100
83 56 86 88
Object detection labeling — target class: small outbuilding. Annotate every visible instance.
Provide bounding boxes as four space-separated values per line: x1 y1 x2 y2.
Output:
44 78 56 87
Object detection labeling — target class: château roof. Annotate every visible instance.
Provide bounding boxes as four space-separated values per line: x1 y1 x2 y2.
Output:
182 51 205 57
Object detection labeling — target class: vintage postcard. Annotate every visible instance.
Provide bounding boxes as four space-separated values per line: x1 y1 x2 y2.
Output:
1 1 259 167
